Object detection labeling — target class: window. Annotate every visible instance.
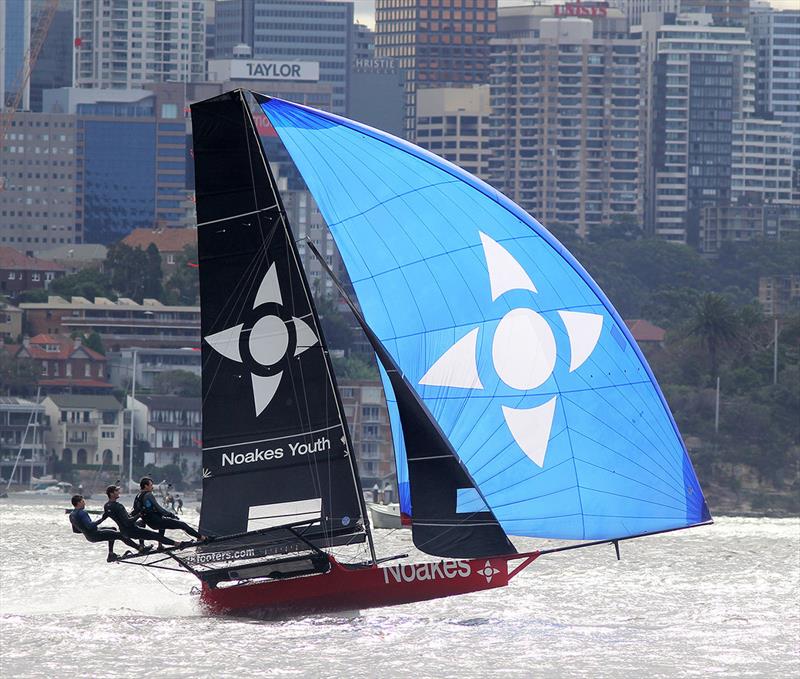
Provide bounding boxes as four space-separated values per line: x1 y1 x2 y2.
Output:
362 406 380 420
161 104 178 119
85 364 91 377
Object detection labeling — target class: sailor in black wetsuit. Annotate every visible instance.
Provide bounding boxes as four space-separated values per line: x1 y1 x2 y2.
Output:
103 485 177 548
133 477 204 541
68 494 141 562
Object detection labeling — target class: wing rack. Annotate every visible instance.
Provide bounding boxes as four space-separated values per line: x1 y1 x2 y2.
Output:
116 519 348 584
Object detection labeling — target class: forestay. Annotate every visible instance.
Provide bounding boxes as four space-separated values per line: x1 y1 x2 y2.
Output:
259 95 711 541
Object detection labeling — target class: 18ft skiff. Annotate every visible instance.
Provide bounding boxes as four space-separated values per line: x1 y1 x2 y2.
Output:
120 90 711 618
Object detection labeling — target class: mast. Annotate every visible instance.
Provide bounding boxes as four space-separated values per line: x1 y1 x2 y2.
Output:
237 90 377 565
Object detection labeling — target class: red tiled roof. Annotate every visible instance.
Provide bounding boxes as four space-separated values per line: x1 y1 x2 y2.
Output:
18 334 106 362
122 228 196 253
38 378 113 389
625 319 666 343
0 246 66 272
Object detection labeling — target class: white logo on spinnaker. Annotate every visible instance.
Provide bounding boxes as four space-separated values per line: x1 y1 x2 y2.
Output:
203 263 319 416
419 232 603 468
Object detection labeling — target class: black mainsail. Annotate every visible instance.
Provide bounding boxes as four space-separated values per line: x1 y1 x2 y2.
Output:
192 91 365 549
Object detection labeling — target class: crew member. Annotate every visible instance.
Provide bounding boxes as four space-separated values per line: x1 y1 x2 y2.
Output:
133 477 204 542
68 494 143 562
103 485 177 549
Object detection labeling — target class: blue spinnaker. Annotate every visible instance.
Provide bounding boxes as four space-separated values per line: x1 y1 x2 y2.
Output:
261 97 710 540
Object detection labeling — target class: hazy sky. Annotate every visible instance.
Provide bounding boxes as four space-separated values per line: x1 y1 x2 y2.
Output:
353 1 797 28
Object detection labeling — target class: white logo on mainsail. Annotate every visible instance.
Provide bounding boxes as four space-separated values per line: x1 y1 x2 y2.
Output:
419 232 603 468
203 263 319 416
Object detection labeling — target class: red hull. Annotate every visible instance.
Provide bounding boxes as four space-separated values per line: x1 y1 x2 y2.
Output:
200 553 540 618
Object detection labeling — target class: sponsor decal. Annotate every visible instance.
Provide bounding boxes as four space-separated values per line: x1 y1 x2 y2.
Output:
477 561 501 584
554 2 608 17
420 232 603 469
219 436 331 468
382 560 472 585
204 262 320 418
184 547 256 566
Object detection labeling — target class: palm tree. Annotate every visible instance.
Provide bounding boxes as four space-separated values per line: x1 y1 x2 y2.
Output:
689 293 739 378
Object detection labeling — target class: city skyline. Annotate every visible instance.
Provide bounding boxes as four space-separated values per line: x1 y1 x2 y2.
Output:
353 0 798 27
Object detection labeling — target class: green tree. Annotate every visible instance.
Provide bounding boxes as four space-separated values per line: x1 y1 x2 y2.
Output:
106 242 163 302
141 463 185 490
332 353 379 379
588 213 643 244
688 293 740 379
316 293 354 351
143 243 164 300
83 332 105 356
49 267 115 301
0 353 39 396
17 289 48 303
153 369 201 397
164 244 199 305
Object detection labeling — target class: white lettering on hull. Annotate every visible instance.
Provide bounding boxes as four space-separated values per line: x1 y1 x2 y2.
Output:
382 561 473 585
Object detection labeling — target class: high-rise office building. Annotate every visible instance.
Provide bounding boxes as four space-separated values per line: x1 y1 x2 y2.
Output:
374 0 497 140
1 0 31 109
680 0 750 29
635 14 755 243
43 85 191 243
751 8 800 198
349 56 405 137
416 85 491 181
29 0 73 112
213 0 354 114
0 111 79 249
352 21 374 62
490 8 643 238
73 0 205 89
613 0 679 27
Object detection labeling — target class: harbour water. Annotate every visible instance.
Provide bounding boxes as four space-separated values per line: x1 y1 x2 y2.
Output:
0 495 797 678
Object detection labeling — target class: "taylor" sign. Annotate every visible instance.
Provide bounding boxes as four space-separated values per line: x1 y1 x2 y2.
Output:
228 60 320 82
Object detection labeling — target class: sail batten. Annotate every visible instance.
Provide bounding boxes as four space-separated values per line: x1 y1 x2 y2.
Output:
262 95 710 541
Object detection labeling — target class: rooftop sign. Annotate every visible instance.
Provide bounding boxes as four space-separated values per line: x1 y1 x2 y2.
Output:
209 60 320 83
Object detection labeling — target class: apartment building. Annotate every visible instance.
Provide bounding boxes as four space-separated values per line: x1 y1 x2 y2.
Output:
416 85 492 181
491 8 643 237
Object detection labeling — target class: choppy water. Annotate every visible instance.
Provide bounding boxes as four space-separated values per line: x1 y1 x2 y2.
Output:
0 495 797 679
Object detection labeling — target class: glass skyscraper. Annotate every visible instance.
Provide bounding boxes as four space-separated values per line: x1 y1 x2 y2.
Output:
214 0 354 115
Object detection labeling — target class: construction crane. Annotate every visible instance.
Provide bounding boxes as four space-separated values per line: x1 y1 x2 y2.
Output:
0 0 60 144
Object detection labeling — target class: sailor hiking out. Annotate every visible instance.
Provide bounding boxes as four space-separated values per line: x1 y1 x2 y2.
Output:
103 485 177 549
133 477 204 541
68 494 146 562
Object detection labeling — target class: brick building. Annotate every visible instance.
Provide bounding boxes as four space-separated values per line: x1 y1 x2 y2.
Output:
16 334 112 394
121 228 197 280
0 247 65 302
